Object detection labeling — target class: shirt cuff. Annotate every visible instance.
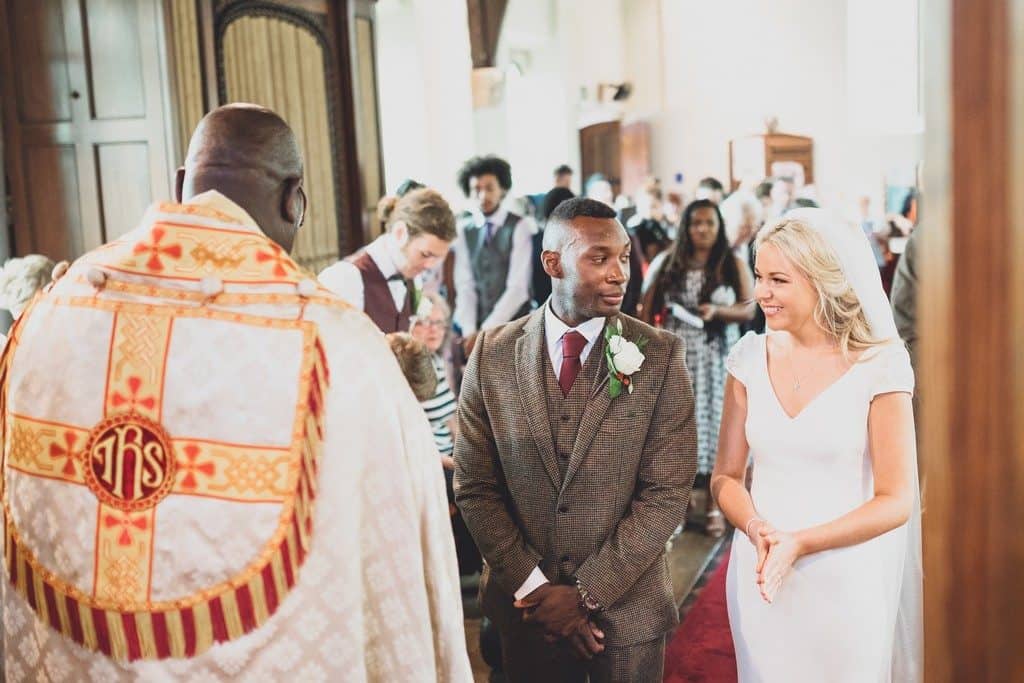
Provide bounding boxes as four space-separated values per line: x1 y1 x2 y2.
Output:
513 565 549 601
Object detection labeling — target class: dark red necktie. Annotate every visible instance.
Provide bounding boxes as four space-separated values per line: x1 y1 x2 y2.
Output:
559 330 588 397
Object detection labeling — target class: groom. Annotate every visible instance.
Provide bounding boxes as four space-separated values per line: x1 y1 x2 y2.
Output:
455 197 697 682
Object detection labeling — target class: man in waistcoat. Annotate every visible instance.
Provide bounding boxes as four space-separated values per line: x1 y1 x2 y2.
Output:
452 155 536 352
319 187 456 333
454 197 697 682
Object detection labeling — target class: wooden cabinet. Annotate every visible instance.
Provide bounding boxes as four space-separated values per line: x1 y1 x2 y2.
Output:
728 133 814 190
0 0 174 262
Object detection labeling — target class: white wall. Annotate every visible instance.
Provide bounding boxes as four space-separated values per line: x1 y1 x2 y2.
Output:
375 0 476 202
643 0 922 210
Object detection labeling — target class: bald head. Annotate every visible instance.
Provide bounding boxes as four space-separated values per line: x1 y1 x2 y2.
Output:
177 104 306 252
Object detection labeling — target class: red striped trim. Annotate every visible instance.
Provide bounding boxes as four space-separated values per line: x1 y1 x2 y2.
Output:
280 534 296 587
65 595 84 644
92 607 112 656
24 562 37 609
121 612 142 661
43 582 61 630
8 535 18 586
208 597 229 642
236 584 256 631
291 514 306 563
151 611 171 659
181 607 197 657
261 563 279 613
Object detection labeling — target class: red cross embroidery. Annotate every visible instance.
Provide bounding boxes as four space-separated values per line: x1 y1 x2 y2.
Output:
255 244 293 278
49 431 79 477
132 228 182 272
110 376 156 412
178 444 215 490
103 512 149 546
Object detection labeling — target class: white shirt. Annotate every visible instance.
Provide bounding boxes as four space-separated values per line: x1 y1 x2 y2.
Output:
514 302 606 600
452 206 536 335
318 233 412 313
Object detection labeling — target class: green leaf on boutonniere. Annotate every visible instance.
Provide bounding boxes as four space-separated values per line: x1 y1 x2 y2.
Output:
608 374 623 399
411 286 422 315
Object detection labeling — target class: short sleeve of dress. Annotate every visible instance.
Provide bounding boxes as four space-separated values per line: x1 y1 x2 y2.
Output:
868 342 915 399
725 331 761 386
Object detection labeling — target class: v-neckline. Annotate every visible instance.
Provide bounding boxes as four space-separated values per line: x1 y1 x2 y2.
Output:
762 335 861 421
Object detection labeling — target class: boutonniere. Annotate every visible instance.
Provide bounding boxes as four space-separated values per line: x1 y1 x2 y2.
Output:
604 319 648 398
412 286 431 318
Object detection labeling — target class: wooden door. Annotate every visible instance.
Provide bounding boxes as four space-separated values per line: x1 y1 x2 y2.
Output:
0 0 172 262
579 120 622 193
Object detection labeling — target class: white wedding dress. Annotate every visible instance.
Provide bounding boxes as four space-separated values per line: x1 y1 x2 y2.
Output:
724 331 917 682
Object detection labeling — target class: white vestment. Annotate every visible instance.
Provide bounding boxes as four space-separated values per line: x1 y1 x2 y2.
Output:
0 192 471 682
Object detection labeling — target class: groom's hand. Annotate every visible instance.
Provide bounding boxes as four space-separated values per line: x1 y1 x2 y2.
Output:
565 619 605 660
516 584 587 638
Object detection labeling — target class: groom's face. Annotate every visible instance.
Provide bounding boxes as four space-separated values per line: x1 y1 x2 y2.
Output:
560 217 631 319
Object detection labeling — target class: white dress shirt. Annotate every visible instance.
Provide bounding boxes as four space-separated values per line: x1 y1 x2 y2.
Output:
514 302 606 600
318 234 412 312
452 206 536 335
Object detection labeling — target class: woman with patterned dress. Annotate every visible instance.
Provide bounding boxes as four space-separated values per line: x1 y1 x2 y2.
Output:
642 199 754 536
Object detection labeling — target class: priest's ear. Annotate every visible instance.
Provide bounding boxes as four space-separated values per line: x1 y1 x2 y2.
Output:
542 249 564 279
280 177 306 229
175 167 185 202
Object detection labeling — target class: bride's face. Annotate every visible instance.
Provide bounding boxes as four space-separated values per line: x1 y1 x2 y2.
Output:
753 242 817 331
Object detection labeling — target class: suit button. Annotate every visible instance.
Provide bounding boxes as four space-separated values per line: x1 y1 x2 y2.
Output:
558 452 569 459
560 555 570 563
560 414 570 422
558 505 569 513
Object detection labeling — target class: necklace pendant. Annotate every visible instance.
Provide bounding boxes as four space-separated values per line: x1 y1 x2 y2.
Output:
793 380 801 391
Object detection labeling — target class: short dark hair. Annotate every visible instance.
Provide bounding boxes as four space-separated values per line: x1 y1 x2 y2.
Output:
548 196 617 224
395 178 425 196
698 176 724 192
553 164 573 177
541 187 575 220
457 155 512 197
755 181 773 199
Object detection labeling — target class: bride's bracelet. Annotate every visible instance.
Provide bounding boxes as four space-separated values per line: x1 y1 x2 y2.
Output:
744 517 765 539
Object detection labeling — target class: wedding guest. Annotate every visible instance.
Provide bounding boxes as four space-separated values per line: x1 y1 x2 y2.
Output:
532 186 576 308
627 179 672 263
387 332 439 402
452 155 536 351
642 199 755 536
411 291 483 577
554 164 574 190
319 187 456 333
695 176 725 205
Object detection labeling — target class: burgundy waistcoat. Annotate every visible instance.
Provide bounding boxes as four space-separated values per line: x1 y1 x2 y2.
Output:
349 251 412 333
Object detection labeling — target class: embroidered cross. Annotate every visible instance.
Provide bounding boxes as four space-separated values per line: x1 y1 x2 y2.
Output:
132 228 182 272
178 444 216 490
110 376 156 413
103 511 150 546
255 244 293 278
48 430 80 477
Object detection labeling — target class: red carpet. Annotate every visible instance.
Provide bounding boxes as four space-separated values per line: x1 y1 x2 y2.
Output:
663 553 737 683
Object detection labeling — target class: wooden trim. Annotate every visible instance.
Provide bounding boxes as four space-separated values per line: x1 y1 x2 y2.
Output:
921 0 1023 679
0 0 32 256
327 0 365 254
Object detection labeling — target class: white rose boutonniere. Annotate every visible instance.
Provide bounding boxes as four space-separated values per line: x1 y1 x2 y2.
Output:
604 319 648 398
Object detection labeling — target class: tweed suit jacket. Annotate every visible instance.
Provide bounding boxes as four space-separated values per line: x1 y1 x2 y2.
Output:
454 307 698 646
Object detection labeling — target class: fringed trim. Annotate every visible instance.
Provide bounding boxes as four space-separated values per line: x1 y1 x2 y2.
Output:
2 332 330 661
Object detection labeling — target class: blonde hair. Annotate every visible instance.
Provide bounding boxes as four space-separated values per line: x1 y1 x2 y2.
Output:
755 218 885 358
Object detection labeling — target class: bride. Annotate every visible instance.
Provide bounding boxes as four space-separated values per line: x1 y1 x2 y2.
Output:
711 209 922 682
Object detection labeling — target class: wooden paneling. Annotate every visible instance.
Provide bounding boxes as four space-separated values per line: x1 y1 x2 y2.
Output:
222 15 339 273
84 0 146 120
97 142 152 240
23 144 83 261
920 0 1024 679
0 0 173 260
579 120 622 191
466 0 508 69
10 1 73 124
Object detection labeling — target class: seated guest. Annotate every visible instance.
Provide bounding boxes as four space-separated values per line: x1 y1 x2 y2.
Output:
411 291 483 577
386 332 439 402
453 155 536 348
0 253 56 345
320 187 456 333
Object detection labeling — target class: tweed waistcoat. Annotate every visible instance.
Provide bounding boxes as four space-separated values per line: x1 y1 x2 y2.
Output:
348 250 412 333
462 212 526 323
